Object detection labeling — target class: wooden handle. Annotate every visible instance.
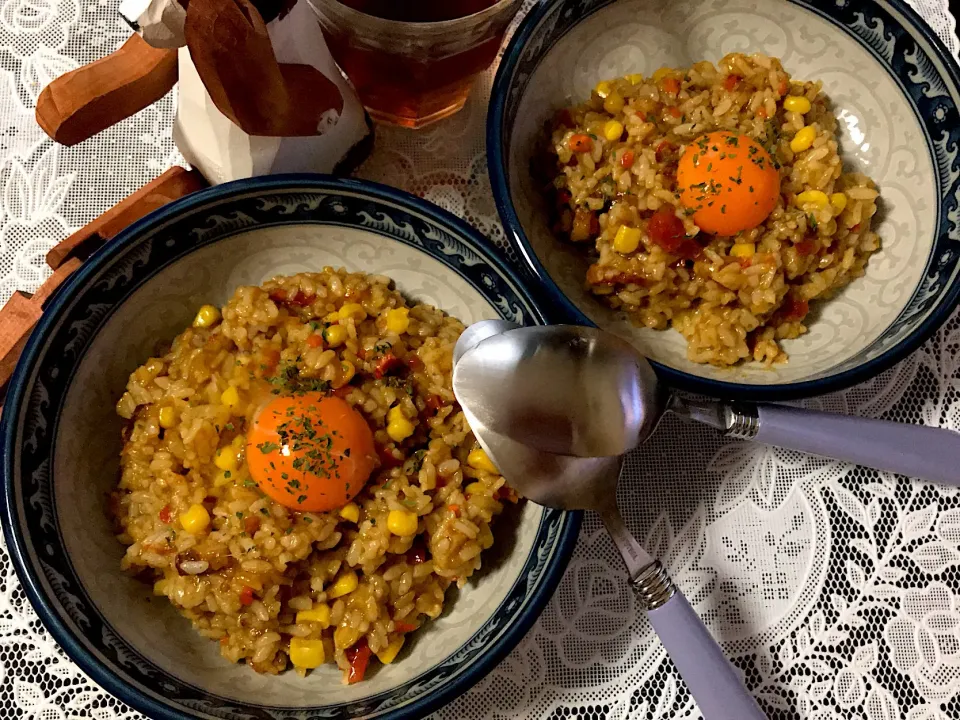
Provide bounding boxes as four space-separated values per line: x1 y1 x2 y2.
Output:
184 0 343 137
36 34 179 146
0 167 207 405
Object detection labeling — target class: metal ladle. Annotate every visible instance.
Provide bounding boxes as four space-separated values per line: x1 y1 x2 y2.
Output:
453 322 960 484
452 323 766 720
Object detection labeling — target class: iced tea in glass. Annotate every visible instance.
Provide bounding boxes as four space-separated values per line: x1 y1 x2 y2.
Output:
307 0 523 128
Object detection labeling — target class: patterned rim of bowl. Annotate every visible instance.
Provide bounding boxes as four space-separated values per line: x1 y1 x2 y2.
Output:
487 0 960 401
0 175 581 720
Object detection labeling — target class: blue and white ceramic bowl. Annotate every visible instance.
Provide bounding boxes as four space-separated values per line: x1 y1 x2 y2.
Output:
488 0 960 400
0 177 579 720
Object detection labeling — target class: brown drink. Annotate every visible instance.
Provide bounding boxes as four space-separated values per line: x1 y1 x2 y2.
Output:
308 0 523 128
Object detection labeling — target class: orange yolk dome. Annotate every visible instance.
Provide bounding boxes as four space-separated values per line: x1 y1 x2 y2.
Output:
245 393 376 512
676 130 781 236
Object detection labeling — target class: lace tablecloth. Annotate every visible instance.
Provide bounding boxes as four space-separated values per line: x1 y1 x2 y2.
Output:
2 0 960 718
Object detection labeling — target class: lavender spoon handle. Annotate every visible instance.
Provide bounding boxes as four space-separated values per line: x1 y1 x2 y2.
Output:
643 586 768 720
749 404 960 485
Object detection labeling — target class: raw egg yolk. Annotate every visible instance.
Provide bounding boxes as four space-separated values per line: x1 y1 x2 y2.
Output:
676 131 781 236
246 393 376 512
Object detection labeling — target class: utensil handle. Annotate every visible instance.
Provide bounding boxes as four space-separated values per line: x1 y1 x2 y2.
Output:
36 34 178 146
751 404 960 485
0 167 206 407
647 591 767 720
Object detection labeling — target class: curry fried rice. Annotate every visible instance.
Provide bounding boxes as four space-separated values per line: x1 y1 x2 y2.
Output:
541 52 881 366
112 268 516 681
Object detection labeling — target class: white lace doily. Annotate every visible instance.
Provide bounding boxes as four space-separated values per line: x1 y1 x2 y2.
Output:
2 1 959 718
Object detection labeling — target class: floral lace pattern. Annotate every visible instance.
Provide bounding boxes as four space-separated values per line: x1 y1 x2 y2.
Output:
1 0 959 718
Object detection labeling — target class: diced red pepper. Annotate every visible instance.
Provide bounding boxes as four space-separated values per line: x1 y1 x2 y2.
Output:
333 385 353 398
568 134 593 153
374 353 403 379
244 516 260 535
723 74 742 91
494 486 519 503
778 78 789 96
620 150 635 169
852 224 861 232
781 294 810 321
555 189 572 208
268 288 288 302
655 141 676 163
448 504 461 517
345 639 371 684
159 505 172 524
394 621 418 633
647 207 688 255
757 106 769 119
425 395 444 413
239 586 255 606
291 290 314 307
660 77 681 95
377 444 404 469
305 334 323 348
405 355 424 372
666 106 682 118
795 238 817 256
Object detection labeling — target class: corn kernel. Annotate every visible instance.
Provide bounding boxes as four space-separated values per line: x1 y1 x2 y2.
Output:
214 445 239 471
180 504 210 534
783 95 812 114
790 125 817 153
328 570 358 598
830 192 848 212
220 385 240 410
336 361 356 389
652 67 672 82
613 225 642 254
464 482 482 495
289 638 325 669
338 303 367 322
730 243 756 258
323 324 348 347
626 73 643 85
386 406 415 442
296 603 331 627
192 304 220 329
376 637 405 665
158 406 176 429
213 470 235 487
385 308 410 334
796 190 829 208
339 503 360 523
603 120 624 142
603 93 625 115
594 80 612 98
467 448 499 474
387 509 419 536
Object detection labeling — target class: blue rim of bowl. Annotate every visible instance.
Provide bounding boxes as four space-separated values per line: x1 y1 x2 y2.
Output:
487 0 960 402
0 175 581 720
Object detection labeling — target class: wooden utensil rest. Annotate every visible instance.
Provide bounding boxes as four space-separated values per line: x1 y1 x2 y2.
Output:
0 167 207 409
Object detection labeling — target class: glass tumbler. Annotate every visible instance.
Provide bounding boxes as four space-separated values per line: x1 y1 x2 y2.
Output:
306 0 524 129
